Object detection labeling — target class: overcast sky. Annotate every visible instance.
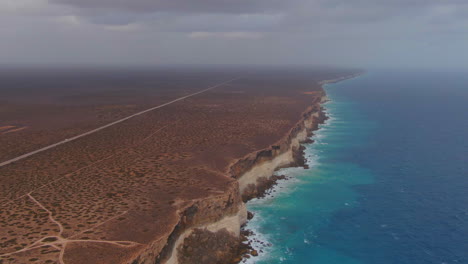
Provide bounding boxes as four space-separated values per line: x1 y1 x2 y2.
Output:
2 0 468 69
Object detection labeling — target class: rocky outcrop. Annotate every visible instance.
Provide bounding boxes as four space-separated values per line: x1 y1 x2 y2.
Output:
164 202 247 264
230 98 327 201
129 182 246 264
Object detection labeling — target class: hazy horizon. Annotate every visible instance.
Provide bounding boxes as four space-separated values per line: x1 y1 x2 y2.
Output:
2 0 468 70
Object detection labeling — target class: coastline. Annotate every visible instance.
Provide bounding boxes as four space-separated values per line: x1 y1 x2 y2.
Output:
318 72 364 86
238 71 468 264
233 72 364 204
234 73 364 262
145 72 363 264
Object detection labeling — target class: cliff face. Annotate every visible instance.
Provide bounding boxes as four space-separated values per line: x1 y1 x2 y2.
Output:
0 70 363 264
132 92 329 264
129 182 246 264
230 95 327 201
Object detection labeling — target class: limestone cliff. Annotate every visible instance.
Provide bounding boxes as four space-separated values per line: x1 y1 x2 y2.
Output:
131 89 331 264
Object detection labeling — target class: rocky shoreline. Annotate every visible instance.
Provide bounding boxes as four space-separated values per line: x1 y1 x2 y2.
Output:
233 73 364 263
233 73 365 262
232 100 329 263
153 97 327 264
138 74 361 264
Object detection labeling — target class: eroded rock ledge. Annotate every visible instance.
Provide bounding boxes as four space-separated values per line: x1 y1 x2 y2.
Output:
230 96 327 202
131 92 329 264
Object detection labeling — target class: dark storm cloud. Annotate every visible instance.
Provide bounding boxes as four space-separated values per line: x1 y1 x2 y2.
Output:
2 0 468 68
51 0 286 14
50 0 468 28
50 0 289 27
51 0 468 16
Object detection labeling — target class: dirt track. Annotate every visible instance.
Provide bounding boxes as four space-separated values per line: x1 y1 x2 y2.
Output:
0 68 355 263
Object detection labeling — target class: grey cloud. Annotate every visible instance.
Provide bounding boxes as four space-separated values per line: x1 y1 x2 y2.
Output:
88 13 138 25
318 0 467 7
51 0 286 14
49 0 468 31
149 13 283 32
2 0 468 69
312 0 468 22
50 0 288 28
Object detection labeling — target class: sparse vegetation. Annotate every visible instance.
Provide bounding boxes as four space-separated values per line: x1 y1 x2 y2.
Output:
0 69 353 263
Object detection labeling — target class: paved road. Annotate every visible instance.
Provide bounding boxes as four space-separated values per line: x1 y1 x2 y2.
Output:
0 77 240 168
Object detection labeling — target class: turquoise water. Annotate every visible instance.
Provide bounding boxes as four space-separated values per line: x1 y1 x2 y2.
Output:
244 71 468 264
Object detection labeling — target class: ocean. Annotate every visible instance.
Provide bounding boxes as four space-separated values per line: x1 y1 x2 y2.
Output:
244 71 468 264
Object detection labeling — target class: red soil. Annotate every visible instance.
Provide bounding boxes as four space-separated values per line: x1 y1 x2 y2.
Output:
0 68 356 263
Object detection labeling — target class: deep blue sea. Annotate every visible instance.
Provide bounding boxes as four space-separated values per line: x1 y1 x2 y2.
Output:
244 71 468 264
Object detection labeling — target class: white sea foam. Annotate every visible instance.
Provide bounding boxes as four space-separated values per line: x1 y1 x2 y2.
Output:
241 221 272 264
242 170 305 263
241 101 335 263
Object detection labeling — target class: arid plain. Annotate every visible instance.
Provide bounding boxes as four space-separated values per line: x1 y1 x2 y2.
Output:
0 67 356 263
